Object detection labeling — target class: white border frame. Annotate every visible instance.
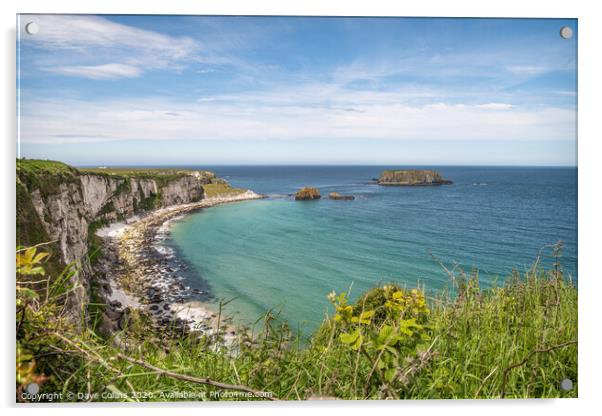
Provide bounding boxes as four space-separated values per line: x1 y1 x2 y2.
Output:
3 1 600 415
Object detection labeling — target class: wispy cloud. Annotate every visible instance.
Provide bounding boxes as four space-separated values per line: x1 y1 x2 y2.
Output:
505 65 553 76
47 63 142 80
20 15 198 78
19 84 575 144
332 48 572 90
474 103 514 110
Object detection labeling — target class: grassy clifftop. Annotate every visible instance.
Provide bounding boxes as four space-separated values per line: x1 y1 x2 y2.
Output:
16 159 229 274
78 166 217 188
17 159 80 197
17 159 219 184
17 159 78 176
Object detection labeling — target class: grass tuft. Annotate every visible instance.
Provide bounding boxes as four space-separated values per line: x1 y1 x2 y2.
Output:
202 183 246 198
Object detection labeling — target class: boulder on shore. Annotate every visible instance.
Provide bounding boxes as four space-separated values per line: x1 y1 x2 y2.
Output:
329 192 355 200
295 187 321 200
377 169 452 186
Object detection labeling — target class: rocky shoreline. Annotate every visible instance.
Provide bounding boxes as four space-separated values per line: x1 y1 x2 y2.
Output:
95 190 264 342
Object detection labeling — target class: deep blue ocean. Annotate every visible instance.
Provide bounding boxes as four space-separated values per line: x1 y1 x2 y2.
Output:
167 166 577 337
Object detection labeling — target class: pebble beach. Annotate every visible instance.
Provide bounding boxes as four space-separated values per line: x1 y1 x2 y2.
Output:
96 190 264 341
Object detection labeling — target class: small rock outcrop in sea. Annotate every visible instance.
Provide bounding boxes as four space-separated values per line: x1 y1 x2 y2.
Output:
295 187 321 200
377 169 452 186
329 192 355 200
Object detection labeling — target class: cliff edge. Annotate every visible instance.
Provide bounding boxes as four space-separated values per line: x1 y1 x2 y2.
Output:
16 159 234 313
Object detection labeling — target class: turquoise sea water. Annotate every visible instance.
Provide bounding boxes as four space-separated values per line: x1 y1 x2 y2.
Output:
168 166 577 337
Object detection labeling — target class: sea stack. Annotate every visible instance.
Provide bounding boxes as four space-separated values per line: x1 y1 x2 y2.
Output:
377 169 452 186
295 187 321 200
329 192 355 200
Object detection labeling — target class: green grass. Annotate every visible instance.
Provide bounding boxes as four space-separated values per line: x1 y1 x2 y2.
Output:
80 167 198 175
17 159 81 198
415 267 577 399
16 160 214 193
202 183 246 198
16 246 577 402
17 159 79 176
80 166 211 181
18 159 219 185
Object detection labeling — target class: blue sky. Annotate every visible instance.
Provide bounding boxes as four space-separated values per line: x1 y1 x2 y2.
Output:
17 15 577 166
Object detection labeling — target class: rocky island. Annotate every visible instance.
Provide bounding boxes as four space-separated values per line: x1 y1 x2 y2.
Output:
295 187 321 200
329 192 355 200
377 169 452 186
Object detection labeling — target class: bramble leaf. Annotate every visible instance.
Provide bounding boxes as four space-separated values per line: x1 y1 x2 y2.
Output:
340 330 360 344
351 310 375 324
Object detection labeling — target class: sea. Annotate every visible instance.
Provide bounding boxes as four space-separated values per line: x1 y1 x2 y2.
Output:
166 166 577 338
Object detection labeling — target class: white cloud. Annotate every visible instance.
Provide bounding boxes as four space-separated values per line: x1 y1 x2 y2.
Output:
48 63 142 80
20 15 198 78
505 65 552 76
19 84 576 145
475 103 514 110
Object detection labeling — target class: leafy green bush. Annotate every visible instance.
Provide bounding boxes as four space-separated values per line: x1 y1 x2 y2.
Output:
16 245 81 399
324 287 431 397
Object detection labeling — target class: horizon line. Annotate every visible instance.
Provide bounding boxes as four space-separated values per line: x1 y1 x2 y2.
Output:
16 157 577 168
71 163 578 168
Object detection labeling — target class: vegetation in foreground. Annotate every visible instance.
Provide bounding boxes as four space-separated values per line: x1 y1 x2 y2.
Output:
16 243 577 401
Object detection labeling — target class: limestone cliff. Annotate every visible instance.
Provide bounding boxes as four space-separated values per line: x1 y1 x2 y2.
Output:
16 160 220 309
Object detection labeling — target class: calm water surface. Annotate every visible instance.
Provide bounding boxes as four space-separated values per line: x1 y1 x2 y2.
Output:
168 166 577 337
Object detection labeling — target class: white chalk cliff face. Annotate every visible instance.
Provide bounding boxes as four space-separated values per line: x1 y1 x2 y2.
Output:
160 176 205 206
19 170 216 309
29 182 89 269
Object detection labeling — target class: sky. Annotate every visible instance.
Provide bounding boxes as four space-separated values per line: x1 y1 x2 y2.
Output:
17 15 577 166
